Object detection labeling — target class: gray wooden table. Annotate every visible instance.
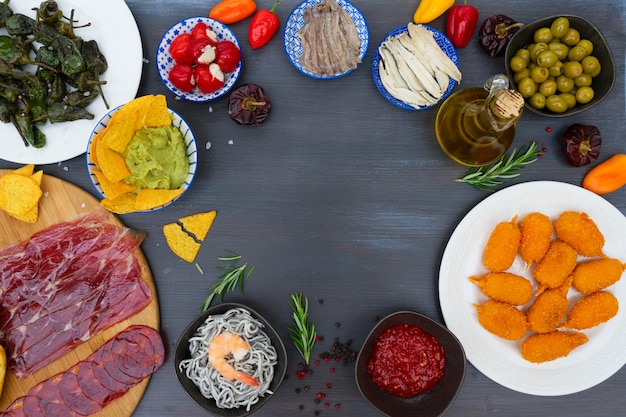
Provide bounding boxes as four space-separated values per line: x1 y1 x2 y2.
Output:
1 0 625 415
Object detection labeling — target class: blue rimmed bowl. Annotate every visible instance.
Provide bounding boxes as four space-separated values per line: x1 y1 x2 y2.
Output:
283 0 369 79
86 105 197 212
156 17 241 101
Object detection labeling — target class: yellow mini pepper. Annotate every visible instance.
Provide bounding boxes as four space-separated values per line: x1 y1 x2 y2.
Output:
413 0 455 24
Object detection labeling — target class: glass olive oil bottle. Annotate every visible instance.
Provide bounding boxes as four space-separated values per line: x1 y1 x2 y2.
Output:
435 74 524 166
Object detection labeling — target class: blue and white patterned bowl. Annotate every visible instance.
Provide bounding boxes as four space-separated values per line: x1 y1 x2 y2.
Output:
372 25 460 110
86 106 198 212
156 17 241 102
283 0 369 80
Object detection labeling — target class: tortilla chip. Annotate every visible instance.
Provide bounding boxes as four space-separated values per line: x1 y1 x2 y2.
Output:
0 174 42 214
8 204 38 224
93 170 136 200
12 164 34 177
100 192 138 214
102 95 157 153
89 127 109 168
96 140 131 183
163 222 201 262
179 211 217 241
134 188 184 211
142 94 172 128
31 170 43 186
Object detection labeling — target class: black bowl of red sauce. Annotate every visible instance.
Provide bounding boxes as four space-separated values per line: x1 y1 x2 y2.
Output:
356 311 466 417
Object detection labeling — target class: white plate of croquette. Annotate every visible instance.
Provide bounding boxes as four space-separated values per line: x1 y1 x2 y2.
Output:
439 181 626 396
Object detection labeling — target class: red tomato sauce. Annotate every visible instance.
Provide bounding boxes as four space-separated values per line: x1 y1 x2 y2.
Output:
366 323 446 398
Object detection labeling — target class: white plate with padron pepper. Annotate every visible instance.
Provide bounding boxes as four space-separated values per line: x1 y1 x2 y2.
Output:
0 0 142 164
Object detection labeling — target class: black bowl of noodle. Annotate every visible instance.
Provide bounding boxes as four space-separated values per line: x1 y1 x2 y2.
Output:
174 303 287 416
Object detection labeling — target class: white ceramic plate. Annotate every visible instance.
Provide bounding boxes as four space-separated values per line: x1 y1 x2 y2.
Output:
372 25 459 110
86 106 197 212
283 0 368 79
156 17 241 102
439 181 626 396
0 0 142 165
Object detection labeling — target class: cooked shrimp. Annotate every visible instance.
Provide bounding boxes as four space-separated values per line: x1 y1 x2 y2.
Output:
208 332 260 387
521 331 589 363
572 258 626 294
527 278 571 334
533 240 578 292
518 212 553 267
561 291 619 330
474 300 528 341
469 272 533 306
554 211 605 257
483 216 521 272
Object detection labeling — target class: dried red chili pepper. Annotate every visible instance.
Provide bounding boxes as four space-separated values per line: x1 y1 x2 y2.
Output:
228 83 271 125
446 0 479 48
248 0 280 50
561 123 601 167
478 14 523 57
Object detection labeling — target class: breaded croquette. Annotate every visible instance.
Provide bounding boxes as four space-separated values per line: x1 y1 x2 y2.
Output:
518 212 553 266
470 272 533 306
474 300 528 340
561 291 619 330
527 278 571 334
533 240 578 291
521 331 589 363
483 216 521 272
572 258 626 294
554 211 605 257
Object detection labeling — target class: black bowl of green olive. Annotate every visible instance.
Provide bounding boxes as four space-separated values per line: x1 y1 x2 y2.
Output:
505 15 616 117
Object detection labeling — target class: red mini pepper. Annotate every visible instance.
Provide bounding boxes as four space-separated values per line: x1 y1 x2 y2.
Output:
446 0 479 48
248 1 280 50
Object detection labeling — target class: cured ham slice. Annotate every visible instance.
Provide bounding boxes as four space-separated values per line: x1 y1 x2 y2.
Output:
1 325 165 416
0 208 152 378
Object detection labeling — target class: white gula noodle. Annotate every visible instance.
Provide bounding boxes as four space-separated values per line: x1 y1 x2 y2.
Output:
178 308 278 410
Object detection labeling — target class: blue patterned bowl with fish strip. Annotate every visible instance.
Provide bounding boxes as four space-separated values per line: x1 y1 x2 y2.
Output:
283 0 369 79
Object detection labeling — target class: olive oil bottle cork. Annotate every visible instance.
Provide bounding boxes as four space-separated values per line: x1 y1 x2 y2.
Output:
491 89 525 120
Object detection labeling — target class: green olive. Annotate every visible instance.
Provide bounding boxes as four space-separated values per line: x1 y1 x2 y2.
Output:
563 61 583 79
556 75 575 93
513 68 531 84
539 79 557 96
548 42 569 60
536 50 559 68
515 48 531 63
528 42 548 61
576 86 595 104
567 45 589 62
577 39 594 55
548 61 564 77
529 93 546 109
574 73 593 87
551 17 570 38
509 56 528 72
534 27 554 43
546 95 569 113
530 66 550 83
581 56 601 75
561 28 581 46
560 92 577 109
517 77 537 98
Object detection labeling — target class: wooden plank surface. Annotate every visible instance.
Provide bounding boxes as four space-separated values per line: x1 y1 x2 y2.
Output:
0 170 159 416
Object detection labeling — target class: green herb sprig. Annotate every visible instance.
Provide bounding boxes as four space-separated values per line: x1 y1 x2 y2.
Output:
288 293 316 366
457 141 543 191
199 251 255 311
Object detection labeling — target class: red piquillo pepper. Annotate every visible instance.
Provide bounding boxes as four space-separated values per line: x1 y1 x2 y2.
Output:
248 1 280 50
446 0 479 48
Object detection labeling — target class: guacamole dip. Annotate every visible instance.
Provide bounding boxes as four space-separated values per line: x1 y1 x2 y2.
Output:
123 125 188 190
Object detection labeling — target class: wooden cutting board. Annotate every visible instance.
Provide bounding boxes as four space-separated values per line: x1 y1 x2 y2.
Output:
0 169 160 416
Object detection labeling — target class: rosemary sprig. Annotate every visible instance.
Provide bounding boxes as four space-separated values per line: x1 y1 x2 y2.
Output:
199 251 255 311
288 293 316 366
457 141 543 191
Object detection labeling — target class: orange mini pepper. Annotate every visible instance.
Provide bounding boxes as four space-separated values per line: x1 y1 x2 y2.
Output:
413 0 455 24
209 0 257 25
583 154 626 194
